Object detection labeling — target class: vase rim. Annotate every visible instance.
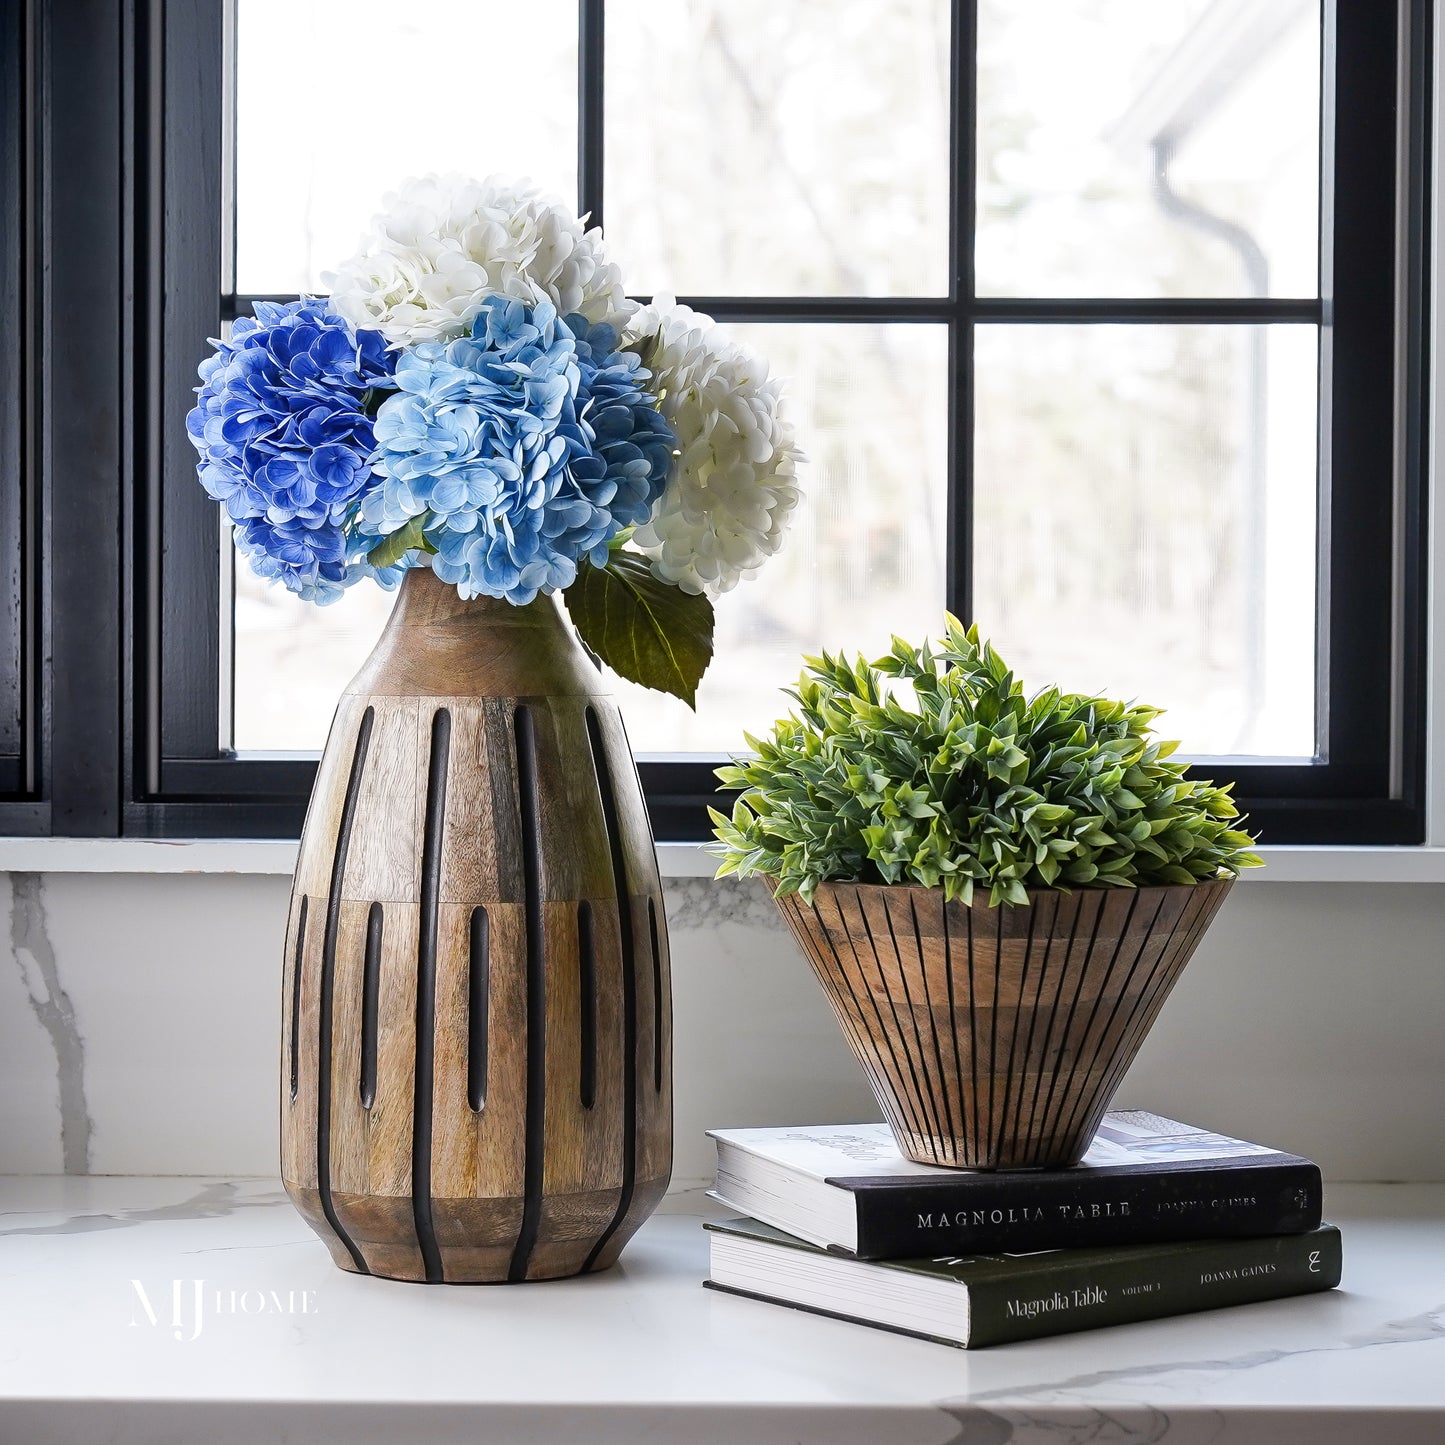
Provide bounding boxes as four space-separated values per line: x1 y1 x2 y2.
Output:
778 874 1237 906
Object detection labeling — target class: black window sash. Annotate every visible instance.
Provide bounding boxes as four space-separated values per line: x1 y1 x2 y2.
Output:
0 0 36 813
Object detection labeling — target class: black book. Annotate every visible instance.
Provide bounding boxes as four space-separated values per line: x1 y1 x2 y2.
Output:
707 1111 1322 1259
704 1216 1343 1349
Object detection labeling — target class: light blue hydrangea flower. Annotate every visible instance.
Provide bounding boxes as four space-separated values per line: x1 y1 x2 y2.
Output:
360 296 674 604
186 299 396 602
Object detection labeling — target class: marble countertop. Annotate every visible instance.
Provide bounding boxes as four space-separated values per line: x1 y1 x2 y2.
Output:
0 1178 1440 1445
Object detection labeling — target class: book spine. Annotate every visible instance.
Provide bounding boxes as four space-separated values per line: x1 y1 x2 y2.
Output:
965 1227 1342 1347
852 1162 1322 1259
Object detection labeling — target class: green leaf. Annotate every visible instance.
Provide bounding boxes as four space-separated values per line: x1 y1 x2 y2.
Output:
563 551 715 707
360 386 396 419
366 513 436 570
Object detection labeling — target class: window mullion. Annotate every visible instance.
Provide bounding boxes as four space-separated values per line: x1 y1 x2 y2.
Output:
46 0 126 834
948 0 976 622
947 316 971 623
578 0 604 230
0 0 40 821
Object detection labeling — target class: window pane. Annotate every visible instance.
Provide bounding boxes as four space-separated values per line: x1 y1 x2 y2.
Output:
232 565 397 751
605 0 951 297
973 324 1317 758
976 0 1320 297
617 324 949 753
234 0 578 296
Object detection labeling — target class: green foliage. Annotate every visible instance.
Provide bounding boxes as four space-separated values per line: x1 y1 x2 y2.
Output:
710 618 1262 906
365 513 436 569
563 551 715 707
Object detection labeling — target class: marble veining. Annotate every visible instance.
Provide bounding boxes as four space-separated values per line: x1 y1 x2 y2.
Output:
7 872 91 1173
929 1301 1445 1443
663 874 783 932
956 1301 1445 1406
934 1404 1192 1445
930 1300 1445 1445
0 1179 285 1237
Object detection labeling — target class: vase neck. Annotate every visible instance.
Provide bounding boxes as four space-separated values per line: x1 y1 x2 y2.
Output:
345 566 605 700
389 566 558 629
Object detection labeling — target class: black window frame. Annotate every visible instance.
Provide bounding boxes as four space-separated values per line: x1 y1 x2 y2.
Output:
0 0 1432 845
0 0 34 814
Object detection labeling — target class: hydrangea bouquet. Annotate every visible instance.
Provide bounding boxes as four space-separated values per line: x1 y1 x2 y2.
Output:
189 175 803 704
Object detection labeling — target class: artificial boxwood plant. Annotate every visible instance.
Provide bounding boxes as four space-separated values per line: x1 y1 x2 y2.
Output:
711 618 1261 906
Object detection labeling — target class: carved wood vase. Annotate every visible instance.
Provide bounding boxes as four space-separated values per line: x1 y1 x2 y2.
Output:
281 568 672 1282
774 878 1232 1170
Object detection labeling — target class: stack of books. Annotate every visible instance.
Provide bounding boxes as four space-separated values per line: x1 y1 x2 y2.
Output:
703 1111 1340 1348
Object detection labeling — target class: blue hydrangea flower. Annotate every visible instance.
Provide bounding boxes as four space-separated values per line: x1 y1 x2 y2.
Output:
186 299 395 601
232 516 405 606
360 296 674 604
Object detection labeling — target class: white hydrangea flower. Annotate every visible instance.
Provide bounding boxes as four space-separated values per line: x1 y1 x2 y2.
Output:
324 174 633 347
628 298 803 597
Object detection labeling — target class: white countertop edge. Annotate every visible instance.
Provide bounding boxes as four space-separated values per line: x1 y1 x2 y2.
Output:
1 837 1445 883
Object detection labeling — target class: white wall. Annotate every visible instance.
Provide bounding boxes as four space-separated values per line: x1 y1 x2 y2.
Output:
1 870 1442 1185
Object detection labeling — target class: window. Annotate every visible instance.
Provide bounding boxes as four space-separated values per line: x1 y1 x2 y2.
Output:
0 0 1431 843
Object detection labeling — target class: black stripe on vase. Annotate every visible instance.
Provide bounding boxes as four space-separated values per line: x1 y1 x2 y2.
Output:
1046 890 1144 1161
789 898 905 1142
824 893 931 1152
1030 889 1109 1167
289 896 308 1102
1017 889 1089 1164
1062 888 1187 1155
990 892 1042 1164
880 893 948 1160
316 708 375 1275
582 705 638 1273
578 900 597 1110
508 705 548 1283
941 898 968 1159
962 900 981 1163
1050 888 1168 1161
905 892 958 1147
648 897 663 1094
817 897 912 1145
359 902 383 1110
985 901 1003 1164
856 893 939 1161
467 906 489 1114
411 707 451 1285
1007 891 1062 1164
1081 886 1219 1154
802 903 905 1141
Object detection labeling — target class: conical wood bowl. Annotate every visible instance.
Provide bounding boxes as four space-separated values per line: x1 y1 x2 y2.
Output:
774 879 1232 1170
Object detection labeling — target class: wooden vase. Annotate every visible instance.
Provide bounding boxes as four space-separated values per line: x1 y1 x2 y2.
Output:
775 879 1232 1170
281 569 672 1282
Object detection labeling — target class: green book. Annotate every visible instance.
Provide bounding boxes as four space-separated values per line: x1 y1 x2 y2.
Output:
704 1216 1342 1348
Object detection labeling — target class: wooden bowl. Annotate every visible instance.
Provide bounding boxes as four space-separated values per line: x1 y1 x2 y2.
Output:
774 879 1233 1170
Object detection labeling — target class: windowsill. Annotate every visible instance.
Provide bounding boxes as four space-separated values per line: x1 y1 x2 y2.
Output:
1 836 1445 883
